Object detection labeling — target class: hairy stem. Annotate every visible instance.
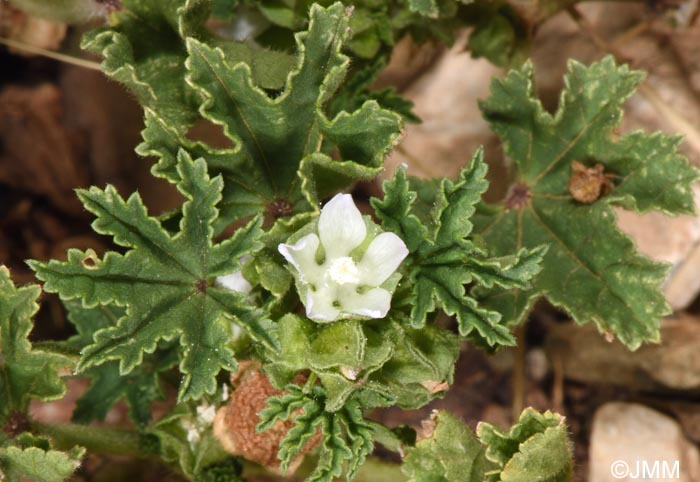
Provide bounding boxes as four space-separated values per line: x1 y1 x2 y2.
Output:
30 421 150 458
511 323 526 421
243 456 407 482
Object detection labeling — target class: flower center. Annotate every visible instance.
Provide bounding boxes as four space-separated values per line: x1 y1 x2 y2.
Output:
328 257 360 285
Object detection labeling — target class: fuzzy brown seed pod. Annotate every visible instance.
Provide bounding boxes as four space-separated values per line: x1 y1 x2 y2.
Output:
213 361 321 474
567 161 615 204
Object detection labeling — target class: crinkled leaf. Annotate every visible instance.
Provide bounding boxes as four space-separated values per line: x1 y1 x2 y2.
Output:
0 435 84 482
269 315 457 411
0 266 71 422
477 408 572 482
149 402 229 478
373 151 545 348
278 396 324 472
259 386 375 481
329 57 419 125
409 0 439 17
402 411 486 482
82 0 293 130
142 3 401 230
473 56 700 349
463 2 529 68
198 457 246 482
30 152 275 402
64 300 178 428
270 317 395 411
368 324 458 409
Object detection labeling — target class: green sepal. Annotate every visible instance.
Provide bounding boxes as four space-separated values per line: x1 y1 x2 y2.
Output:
271 315 458 411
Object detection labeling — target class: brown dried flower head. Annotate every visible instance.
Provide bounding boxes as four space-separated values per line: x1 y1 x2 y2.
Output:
213 361 321 474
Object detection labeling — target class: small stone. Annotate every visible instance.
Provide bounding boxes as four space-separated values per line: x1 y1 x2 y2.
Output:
589 403 700 482
616 188 700 311
383 33 503 186
525 348 549 382
546 314 700 392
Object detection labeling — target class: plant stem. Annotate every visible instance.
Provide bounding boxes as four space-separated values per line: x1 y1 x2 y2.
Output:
0 37 102 71
353 457 407 482
511 323 526 421
30 421 149 458
243 456 407 482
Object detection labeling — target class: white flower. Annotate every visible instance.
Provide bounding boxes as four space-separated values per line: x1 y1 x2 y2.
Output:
216 255 253 295
182 402 217 450
216 256 252 341
278 193 408 322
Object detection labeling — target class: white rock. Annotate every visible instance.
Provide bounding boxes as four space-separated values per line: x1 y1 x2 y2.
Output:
589 403 700 482
383 33 502 181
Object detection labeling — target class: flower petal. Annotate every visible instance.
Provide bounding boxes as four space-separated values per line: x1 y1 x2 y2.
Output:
357 232 409 286
216 271 253 294
306 285 341 322
278 233 323 284
318 194 366 258
339 286 392 319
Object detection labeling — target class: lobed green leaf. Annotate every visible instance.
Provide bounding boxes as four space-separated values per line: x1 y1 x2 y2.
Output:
141 2 401 230
477 408 573 482
473 56 700 349
402 411 486 482
0 266 71 422
374 150 544 347
30 152 274 402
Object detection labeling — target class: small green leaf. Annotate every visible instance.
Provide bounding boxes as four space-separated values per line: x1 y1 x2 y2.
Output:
278 397 324 472
259 387 375 481
372 167 428 252
477 408 573 482
374 151 544 347
0 444 84 482
30 152 275 402
464 3 529 68
409 0 439 18
0 266 71 422
402 410 486 482
328 58 420 124
82 0 293 130
149 402 229 478
474 56 700 349
64 301 178 428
